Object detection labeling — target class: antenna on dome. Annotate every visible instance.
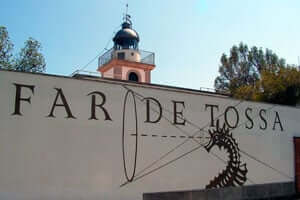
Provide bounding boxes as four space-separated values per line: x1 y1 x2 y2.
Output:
123 3 132 25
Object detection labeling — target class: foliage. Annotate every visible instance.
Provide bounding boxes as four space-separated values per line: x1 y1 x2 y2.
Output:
15 37 46 73
254 67 300 105
0 26 14 69
214 42 286 93
233 67 300 105
233 85 255 100
215 42 300 106
0 26 46 73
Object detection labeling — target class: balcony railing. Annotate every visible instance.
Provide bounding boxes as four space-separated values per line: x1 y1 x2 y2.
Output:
98 48 155 67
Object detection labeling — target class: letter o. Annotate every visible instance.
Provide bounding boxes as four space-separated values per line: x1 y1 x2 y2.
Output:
224 106 239 128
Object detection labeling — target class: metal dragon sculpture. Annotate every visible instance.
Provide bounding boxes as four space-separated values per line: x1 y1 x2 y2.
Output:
204 121 248 189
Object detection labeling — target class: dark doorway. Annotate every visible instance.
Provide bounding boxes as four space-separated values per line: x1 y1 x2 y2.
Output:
129 72 139 82
294 137 300 193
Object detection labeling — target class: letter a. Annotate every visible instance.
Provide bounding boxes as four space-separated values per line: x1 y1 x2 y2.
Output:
47 88 76 119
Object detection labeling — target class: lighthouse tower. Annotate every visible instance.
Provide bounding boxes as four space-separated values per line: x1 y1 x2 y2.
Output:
98 14 155 83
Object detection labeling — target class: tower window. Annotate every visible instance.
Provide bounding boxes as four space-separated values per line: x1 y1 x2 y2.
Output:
117 52 125 60
128 72 139 82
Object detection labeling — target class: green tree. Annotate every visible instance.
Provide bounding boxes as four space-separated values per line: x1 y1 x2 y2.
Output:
214 42 285 94
255 67 300 105
0 26 14 69
235 67 300 106
15 37 46 73
215 42 300 106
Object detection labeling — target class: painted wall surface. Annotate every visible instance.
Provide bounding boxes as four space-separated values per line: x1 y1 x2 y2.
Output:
113 49 141 62
103 67 114 79
0 70 299 200
122 66 145 82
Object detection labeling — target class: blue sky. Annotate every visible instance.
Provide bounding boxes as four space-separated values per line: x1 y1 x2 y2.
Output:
1 0 300 89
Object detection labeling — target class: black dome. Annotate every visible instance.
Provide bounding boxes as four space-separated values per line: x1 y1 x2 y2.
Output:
113 22 139 49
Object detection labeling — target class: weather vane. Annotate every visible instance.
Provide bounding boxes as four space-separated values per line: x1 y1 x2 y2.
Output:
123 3 132 24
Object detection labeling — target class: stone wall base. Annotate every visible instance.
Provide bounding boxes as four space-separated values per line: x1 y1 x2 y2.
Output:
143 182 298 200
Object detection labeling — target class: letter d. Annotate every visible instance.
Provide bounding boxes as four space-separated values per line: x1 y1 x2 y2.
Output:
143 97 162 123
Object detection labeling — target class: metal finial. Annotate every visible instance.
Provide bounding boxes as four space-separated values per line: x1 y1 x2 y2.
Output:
123 3 132 25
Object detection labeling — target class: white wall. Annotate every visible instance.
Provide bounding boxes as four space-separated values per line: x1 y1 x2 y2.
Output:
113 49 141 62
0 70 299 200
